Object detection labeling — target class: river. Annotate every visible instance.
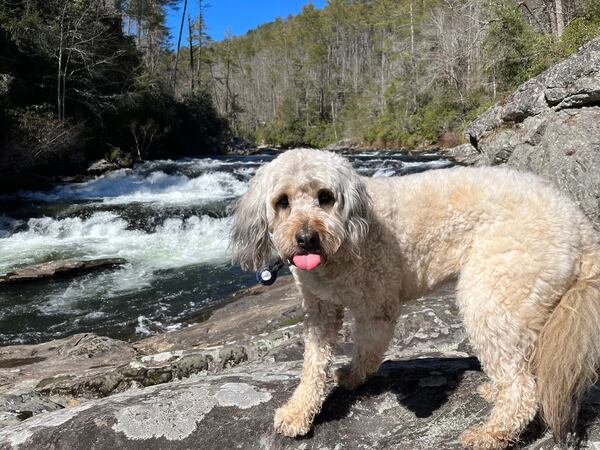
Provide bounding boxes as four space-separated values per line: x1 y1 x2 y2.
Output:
0 150 452 345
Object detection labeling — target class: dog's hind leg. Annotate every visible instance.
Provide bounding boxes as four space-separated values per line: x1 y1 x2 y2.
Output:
456 265 540 450
335 313 396 390
274 289 343 437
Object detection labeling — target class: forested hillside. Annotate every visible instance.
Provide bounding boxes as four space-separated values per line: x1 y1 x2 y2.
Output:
199 0 600 148
1 0 599 189
0 0 224 191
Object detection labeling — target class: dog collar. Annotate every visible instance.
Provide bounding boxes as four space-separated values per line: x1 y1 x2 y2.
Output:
256 257 286 286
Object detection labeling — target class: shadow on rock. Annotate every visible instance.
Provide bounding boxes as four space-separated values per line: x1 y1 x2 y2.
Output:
314 356 481 428
571 381 600 447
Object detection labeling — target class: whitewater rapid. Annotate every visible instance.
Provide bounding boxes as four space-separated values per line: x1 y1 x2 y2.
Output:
0 151 452 344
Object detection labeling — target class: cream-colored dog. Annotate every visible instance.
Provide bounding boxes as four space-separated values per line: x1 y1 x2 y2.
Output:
230 149 600 449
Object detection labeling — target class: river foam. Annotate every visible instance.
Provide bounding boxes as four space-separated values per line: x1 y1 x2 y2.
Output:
0 211 232 274
21 169 248 206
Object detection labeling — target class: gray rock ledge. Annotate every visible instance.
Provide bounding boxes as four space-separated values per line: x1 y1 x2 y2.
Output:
0 258 128 285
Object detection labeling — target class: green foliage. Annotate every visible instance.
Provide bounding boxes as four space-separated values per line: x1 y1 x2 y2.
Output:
103 88 226 159
561 17 600 55
247 0 600 150
483 1 600 95
526 34 563 79
365 94 461 148
280 314 305 327
2 0 600 181
215 0 599 149
254 96 338 148
0 0 227 186
418 96 460 142
460 95 495 130
483 3 538 90
364 83 496 148
255 98 305 147
104 146 132 167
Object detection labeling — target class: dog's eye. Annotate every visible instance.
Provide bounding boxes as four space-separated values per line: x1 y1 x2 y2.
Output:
276 195 289 209
318 190 334 207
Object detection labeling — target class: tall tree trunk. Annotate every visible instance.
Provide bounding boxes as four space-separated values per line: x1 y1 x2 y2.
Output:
547 1 558 35
61 68 67 121
196 0 204 88
136 0 143 47
57 25 64 121
409 0 417 111
225 55 231 117
380 30 386 110
188 14 195 93
555 0 564 36
492 65 497 100
57 2 69 122
409 0 415 56
172 0 188 92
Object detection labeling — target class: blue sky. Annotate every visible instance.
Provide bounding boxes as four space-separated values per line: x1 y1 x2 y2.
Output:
166 0 326 46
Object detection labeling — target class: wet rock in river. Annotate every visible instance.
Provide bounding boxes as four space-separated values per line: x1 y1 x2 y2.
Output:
0 258 127 285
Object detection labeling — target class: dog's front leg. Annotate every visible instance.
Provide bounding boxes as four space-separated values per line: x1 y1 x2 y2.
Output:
335 315 396 390
274 292 342 437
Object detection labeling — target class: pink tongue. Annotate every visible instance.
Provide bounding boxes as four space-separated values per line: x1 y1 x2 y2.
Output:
292 254 321 271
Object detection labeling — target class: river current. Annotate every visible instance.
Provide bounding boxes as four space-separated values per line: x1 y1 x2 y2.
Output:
0 150 452 345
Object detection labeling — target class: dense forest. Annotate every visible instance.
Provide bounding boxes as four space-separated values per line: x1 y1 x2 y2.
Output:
1 0 599 190
193 0 600 148
0 0 224 190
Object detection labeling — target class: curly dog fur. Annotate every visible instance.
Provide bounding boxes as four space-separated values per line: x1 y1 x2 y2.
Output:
230 149 600 449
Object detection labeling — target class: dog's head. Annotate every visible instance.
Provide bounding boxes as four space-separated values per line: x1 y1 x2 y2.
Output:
230 149 372 271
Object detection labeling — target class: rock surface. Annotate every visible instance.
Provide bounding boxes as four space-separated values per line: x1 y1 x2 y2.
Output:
0 357 490 450
461 36 600 226
0 74 13 97
0 279 482 450
86 159 124 175
0 258 127 284
325 139 357 151
0 279 302 404
2 277 600 449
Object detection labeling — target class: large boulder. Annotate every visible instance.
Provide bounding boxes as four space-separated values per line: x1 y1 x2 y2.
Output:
0 357 490 450
460 36 600 226
1 345 600 449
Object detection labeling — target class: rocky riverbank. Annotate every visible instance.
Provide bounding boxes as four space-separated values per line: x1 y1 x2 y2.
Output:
0 279 481 448
2 277 600 449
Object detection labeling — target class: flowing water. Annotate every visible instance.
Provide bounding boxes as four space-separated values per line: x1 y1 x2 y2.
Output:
0 150 452 345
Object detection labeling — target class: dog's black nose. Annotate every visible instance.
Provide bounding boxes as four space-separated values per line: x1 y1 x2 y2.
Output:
295 229 320 251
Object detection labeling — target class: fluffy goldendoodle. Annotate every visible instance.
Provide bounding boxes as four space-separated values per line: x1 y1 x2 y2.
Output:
230 149 600 449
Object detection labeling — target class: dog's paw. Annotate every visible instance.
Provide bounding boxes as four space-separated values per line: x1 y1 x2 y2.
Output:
274 406 311 437
334 365 366 391
458 425 509 450
476 382 496 403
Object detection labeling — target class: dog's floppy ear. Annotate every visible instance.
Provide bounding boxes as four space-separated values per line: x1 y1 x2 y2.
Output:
230 168 272 271
338 164 372 251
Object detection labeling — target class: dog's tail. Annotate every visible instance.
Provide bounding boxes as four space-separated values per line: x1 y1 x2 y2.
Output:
531 241 600 441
